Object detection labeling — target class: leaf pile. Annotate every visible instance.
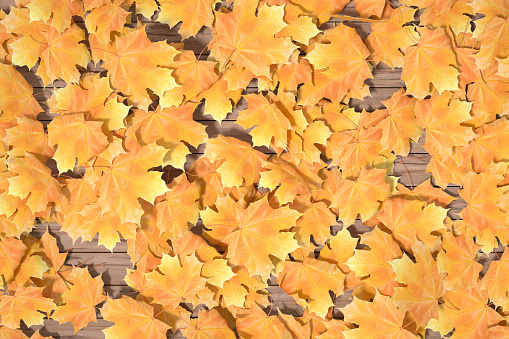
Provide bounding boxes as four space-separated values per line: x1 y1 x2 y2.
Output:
0 0 509 338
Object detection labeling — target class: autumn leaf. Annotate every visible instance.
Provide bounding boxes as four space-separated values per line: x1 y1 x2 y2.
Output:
7 153 62 213
181 308 236 339
341 291 418 339
48 114 109 173
201 195 300 279
101 296 172 338
377 198 447 251
208 0 296 77
0 64 43 122
202 135 267 188
365 6 419 68
332 168 391 226
415 90 474 157
85 3 130 45
11 23 90 85
27 0 84 32
52 267 106 333
145 253 208 309
92 141 168 224
306 23 372 98
157 0 218 40
427 286 504 338
236 304 293 339
0 285 55 328
401 27 460 99
390 240 446 327
346 227 402 296
90 26 180 109
277 257 345 318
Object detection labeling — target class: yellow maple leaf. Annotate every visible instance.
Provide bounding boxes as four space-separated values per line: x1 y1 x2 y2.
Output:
101 296 172 338
202 135 267 188
208 0 296 77
11 23 90 85
402 27 460 99
93 141 168 224
48 114 109 173
332 168 391 226
7 153 62 213
0 285 55 328
90 27 179 109
0 64 43 122
53 268 106 333
201 195 300 279
341 291 418 339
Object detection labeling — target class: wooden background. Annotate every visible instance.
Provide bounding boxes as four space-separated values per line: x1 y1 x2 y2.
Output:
0 0 495 337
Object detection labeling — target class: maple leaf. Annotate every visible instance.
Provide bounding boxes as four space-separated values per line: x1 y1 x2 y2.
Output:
479 249 509 307
49 73 130 131
401 27 460 99
201 195 300 279
390 240 446 327
11 23 90 85
0 237 26 283
4 117 54 162
237 93 292 149
365 6 419 68
85 4 130 45
290 198 337 245
145 253 208 309
181 308 236 339
52 267 106 333
327 127 383 177
201 258 235 288
346 227 402 296
277 257 345 318
0 285 55 328
428 286 504 338
259 155 322 206
160 50 218 108
319 226 358 273
153 174 200 238
393 178 457 208
92 141 168 224
367 88 422 156
437 232 483 291
7 153 62 213
273 54 312 92
208 0 296 77
458 117 509 173
90 26 180 109
341 291 418 339
467 63 509 126
48 114 109 173
276 6 321 45
236 304 293 339
202 135 268 188
415 90 474 157
33 230 73 301
475 17 509 70
74 203 134 251
377 198 447 252
127 103 207 150
101 296 172 338
157 0 218 39
306 24 372 97
27 0 84 32
332 168 391 226
0 64 43 122
197 77 243 122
